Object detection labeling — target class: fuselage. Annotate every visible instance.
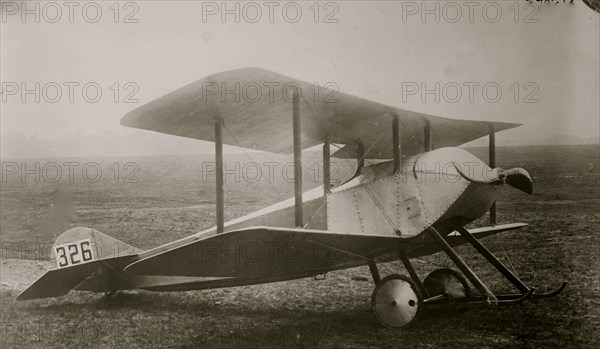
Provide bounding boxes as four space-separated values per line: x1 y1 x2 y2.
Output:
138 147 504 261
75 147 510 292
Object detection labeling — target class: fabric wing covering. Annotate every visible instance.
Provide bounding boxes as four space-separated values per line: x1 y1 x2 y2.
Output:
121 68 520 159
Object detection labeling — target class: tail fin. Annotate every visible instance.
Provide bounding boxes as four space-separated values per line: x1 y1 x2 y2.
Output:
17 227 141 301
52 227 141 265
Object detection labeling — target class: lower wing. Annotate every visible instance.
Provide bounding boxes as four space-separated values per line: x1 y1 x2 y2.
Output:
124 223 527 278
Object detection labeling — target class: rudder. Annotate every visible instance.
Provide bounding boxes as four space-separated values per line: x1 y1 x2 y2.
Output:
52 227 141 268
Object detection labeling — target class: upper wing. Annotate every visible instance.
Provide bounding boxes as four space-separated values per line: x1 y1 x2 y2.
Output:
121 68 520 159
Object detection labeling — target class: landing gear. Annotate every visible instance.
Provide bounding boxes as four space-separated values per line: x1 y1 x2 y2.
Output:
423 268 470 300
371 275 423 328
367 225 566 328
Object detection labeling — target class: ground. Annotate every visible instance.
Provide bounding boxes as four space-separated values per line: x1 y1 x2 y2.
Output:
0 145 599 348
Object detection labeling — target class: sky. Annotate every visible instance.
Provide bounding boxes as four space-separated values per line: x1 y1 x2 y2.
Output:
1 0 599 158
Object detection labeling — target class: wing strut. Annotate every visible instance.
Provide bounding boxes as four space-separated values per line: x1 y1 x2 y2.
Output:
215 119 224 234
293 90 303 227
393 115 401 173
323 140 331 195
423 120 432 151
488 124 496 225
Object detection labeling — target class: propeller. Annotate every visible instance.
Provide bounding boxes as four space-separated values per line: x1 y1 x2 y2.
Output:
500 168 533 195
453 163 533 195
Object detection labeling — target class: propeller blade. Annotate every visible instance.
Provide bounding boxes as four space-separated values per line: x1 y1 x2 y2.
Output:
502 168 533 194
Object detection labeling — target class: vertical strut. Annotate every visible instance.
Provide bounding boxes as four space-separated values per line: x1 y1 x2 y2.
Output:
457 227 530 294
393 115 401 173
215 119 224 234
488 125 497 225
323 141 331 195
426 227 497 302
292 89 303 227
423 121 432 151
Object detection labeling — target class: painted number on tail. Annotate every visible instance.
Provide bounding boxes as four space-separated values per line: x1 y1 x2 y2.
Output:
54 239 95 268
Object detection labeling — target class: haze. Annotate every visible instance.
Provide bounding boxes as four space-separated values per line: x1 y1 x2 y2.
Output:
1 1 598 158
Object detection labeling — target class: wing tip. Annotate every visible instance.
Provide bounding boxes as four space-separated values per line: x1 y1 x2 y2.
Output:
492 121 523 131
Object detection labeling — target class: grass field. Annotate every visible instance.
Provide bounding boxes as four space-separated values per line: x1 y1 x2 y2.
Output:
1 144 599 348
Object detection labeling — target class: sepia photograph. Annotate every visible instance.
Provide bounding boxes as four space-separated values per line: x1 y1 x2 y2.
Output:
1 1 599 348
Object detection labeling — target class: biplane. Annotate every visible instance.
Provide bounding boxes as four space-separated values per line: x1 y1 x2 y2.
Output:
18 68 566 328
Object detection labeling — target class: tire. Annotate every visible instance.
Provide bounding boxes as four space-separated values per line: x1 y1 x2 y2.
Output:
371 274 423 328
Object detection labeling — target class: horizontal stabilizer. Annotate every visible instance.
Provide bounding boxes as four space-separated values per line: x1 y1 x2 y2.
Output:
17 256 134 301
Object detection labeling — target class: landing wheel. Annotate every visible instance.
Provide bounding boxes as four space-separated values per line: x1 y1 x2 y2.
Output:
371 274 423 328
423 268 470 300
